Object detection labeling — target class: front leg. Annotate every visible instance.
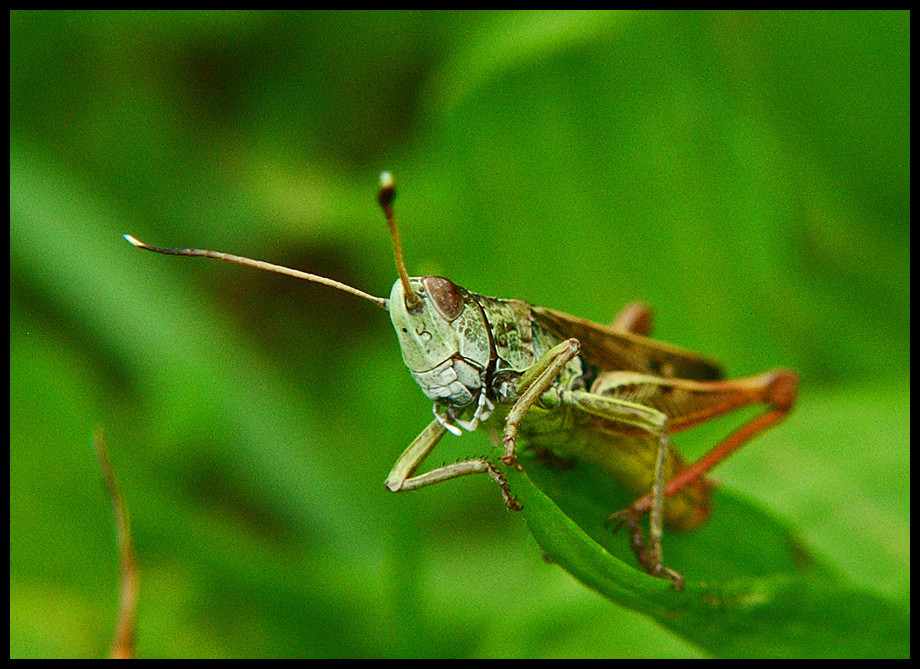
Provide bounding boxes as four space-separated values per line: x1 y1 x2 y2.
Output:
386 418 521 510
501 338 581 469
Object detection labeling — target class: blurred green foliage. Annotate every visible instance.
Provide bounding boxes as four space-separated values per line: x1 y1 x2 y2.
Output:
10 10 908 658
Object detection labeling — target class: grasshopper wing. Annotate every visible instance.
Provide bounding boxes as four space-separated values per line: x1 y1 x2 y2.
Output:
532 306 724 381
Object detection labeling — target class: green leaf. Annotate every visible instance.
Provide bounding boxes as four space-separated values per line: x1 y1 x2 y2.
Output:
511 457 909 657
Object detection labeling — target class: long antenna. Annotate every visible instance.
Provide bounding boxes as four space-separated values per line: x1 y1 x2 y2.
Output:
377 172 421 311
123 234 389 310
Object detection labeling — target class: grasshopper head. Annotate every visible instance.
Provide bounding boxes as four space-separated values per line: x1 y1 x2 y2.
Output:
388 276 463 371
388 275 491 408
378 173 491 408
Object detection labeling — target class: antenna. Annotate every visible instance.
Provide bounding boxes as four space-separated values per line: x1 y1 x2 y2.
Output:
377 172 421 311
123 234 389 310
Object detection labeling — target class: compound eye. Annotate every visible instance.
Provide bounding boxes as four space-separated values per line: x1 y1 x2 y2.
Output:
423 276 464 321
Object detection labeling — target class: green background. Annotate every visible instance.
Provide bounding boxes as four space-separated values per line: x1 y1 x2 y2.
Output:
10 11 909 658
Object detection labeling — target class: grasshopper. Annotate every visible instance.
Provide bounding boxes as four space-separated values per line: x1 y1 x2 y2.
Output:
125 172 798 588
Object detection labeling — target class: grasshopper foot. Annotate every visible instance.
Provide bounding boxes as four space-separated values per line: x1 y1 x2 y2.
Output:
606 507 684 590
606 506 647 554
501 453 523 471
500 443 524 472
658 566 685 591
486 461 522 511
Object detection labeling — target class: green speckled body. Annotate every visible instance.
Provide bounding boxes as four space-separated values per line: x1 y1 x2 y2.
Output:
467 292 712 531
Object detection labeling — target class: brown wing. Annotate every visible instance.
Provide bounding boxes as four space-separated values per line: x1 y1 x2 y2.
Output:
532 306 724 381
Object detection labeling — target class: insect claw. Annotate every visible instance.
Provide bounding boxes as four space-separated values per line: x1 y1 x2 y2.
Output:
479 461 522 510
500 452 523 472
606 507 647 557
660 567 685 591
605 505 643 528
605 507 684 589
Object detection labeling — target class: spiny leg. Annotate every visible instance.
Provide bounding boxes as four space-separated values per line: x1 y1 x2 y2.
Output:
501 338 581 470
386 418 521 510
